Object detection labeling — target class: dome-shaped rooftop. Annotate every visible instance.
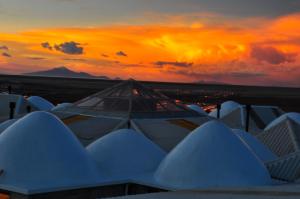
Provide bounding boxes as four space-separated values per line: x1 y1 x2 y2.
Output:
0 111 102 194
0 119 17 134
28 96 54 111
265 112 300 131
154 121 272 190
233 129 277 162
187 104 207 115
87 129 166 179
209 101 240 118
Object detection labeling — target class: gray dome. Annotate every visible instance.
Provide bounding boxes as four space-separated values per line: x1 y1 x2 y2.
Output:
154 121 272 189
0 111 102 194
87 129 166 179
28 96 54 111
209 101 240 118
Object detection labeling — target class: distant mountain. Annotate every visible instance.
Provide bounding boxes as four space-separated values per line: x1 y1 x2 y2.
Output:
25 66 110 80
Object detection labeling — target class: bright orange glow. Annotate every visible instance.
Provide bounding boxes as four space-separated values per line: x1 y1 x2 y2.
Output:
0 193 9 199
0 13 300 86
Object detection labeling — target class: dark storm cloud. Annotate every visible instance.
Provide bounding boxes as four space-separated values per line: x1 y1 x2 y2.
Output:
185 0 300 17
251 45 297 65
41 42 52 50
116 51 127 57
154 61 193 68
54 41 84 55
2 0 300 32
0 45 9 51
2 52 11 57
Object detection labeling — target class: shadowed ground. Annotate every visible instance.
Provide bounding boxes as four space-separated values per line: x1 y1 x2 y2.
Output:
1 74 300 112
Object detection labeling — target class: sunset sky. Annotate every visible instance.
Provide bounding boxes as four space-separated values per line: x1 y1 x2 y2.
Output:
0 0 300 86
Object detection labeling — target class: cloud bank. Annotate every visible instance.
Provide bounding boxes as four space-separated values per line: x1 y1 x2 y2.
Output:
1 12 300 86
251 45 297 65
0 46 9 51
42 41 84 55
2 52 11 57
154 61 193 68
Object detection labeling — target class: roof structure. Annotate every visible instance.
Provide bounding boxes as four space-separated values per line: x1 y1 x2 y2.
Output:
0 111 103 194
153 121 272 190
209 101 284 134
257 113 300 157
131 117 211 152
98 186 300 199
264 112 300 131
86 129 166 179
51 103 72 111
233 129 277 162
60 79 201 119
27 96 54 111
52 79 212 151
266 151 300 182
209 101 240 118
0 119 17 134
256 113 300 182
187 104 207 115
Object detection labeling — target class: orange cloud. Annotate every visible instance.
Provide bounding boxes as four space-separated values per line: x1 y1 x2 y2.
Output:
0 13 300 86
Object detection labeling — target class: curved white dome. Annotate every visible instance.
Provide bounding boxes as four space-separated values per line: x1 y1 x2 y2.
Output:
187 104 207 115
87 129 166 179
0 119 17 134
154 121 272 190
265 112 300 131
0 111 102 194
27 96 54 111
233 129 277 162
51 103 72 111
209 101 240 118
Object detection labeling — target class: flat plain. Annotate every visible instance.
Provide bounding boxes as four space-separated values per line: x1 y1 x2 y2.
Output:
1 74 300 112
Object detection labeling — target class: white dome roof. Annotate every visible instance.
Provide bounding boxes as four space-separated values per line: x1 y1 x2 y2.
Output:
187 104 207 115
233 129 277 162
87 129 166 179
209 101 240 118
0 119 17 134
27 96 54 111
154 121 272 190
51 103 72 111
265 112 300 131
0 111 102 194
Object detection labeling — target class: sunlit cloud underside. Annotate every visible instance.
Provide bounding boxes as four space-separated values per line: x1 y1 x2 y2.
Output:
0 13 300 86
